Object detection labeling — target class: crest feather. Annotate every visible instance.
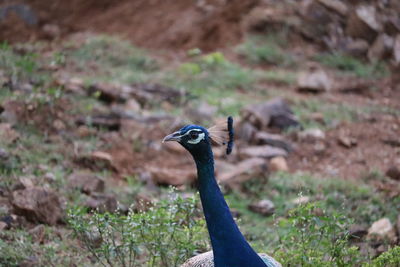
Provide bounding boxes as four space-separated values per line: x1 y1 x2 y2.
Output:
208 116 234 155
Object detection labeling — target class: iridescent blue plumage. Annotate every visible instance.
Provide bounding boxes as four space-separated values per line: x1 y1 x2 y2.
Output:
163 118 280 267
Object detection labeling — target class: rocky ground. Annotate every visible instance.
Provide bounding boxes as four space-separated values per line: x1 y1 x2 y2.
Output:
0 0 400 266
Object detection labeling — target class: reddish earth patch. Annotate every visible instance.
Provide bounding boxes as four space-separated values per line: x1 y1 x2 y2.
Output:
1 0 259 51
290 116 400 180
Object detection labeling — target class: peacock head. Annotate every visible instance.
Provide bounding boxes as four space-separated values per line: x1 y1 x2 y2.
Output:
163 117 234 156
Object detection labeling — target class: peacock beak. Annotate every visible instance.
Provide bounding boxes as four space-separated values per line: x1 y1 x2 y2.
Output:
162 131 182 143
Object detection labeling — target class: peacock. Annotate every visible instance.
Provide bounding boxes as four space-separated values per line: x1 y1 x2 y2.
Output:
163 117 281 267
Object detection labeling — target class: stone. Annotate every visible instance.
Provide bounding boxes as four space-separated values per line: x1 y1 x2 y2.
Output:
218 158 267 184
241 98 300 131
67 171 105 194
11 187 63 225
368 34 394 61
337 135 357 148
345 39 369 57
0 221 7 231
254 132 293 152
269 156 289 172
248 199 275 216
349 224 368 240
42 24 61 39
292 196 311 205
84 193 118 213
394 34 400 65
298 128 325 142
298 67 332 93
0 123 19 144
124 99 141 113
316 0 348 16
346 5 382 42
147 166 196 186
367 218 397 242
28 224 45 243
386 166 400 181
240 145 288 159
76 151 117 171
186 101 217 124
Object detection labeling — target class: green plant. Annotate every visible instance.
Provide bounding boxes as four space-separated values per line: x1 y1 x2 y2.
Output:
315 53 388 78
274 202 362 266
66 35 157 83
164 52 257 116
236 35 293 66
68 193 208 267
0 42 40 84
367 246 400 267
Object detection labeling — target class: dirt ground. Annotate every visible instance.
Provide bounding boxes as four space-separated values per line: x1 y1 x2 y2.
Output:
1 0 258 50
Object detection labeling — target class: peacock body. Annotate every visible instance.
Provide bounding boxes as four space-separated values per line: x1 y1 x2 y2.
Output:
163 117 281 267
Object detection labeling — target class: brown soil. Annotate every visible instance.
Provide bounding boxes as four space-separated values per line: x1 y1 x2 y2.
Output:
1 0 259 51
290 117 400 180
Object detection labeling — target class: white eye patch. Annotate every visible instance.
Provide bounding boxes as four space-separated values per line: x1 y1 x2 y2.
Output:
188 132 205 144
184 129 206 144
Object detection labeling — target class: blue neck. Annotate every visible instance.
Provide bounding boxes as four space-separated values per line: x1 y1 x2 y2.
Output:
192 145 267 267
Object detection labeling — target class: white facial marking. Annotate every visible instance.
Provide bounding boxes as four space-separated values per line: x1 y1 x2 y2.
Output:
188 132 205 144
184 129 205 144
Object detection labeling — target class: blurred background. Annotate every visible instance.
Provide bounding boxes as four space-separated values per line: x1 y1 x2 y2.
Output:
0 0 399 266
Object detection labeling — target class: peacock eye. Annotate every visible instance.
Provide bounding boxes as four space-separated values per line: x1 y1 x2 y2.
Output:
189 131 199 139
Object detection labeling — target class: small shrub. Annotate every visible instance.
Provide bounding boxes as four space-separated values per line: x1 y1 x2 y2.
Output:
315 53 388 78
68 193 208 267
236 36 293 66
367 246 400 267
275 202 362 266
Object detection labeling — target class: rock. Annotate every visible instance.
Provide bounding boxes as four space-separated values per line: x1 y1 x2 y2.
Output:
76 125 94 138
394 34 400 65
0 123 19 144
42 24 61 39
124 99 141 113
367 218 397 242
67 171 105 194
186 101 217 124
76 151 117 172
84 193 118 213
0 147 9 160
28 224 45 243
292 196 310 205
349 224 368 240
76 113 121 131
236 121 257 142
218 158 267 184
11 187 63 225
0 221 7 231
240 145 288 159
336 78 370 94
386 166 400 181
337 135 357 148
298 128 325 143
147 166 196 186
0 215 14 229
345 39 370 57
254 132 293 152
241 98 301 131
316 0 348 16
297 66 332 93
368 34 394 61
269 156 289 172
346 5 382 42
248 199 275 216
